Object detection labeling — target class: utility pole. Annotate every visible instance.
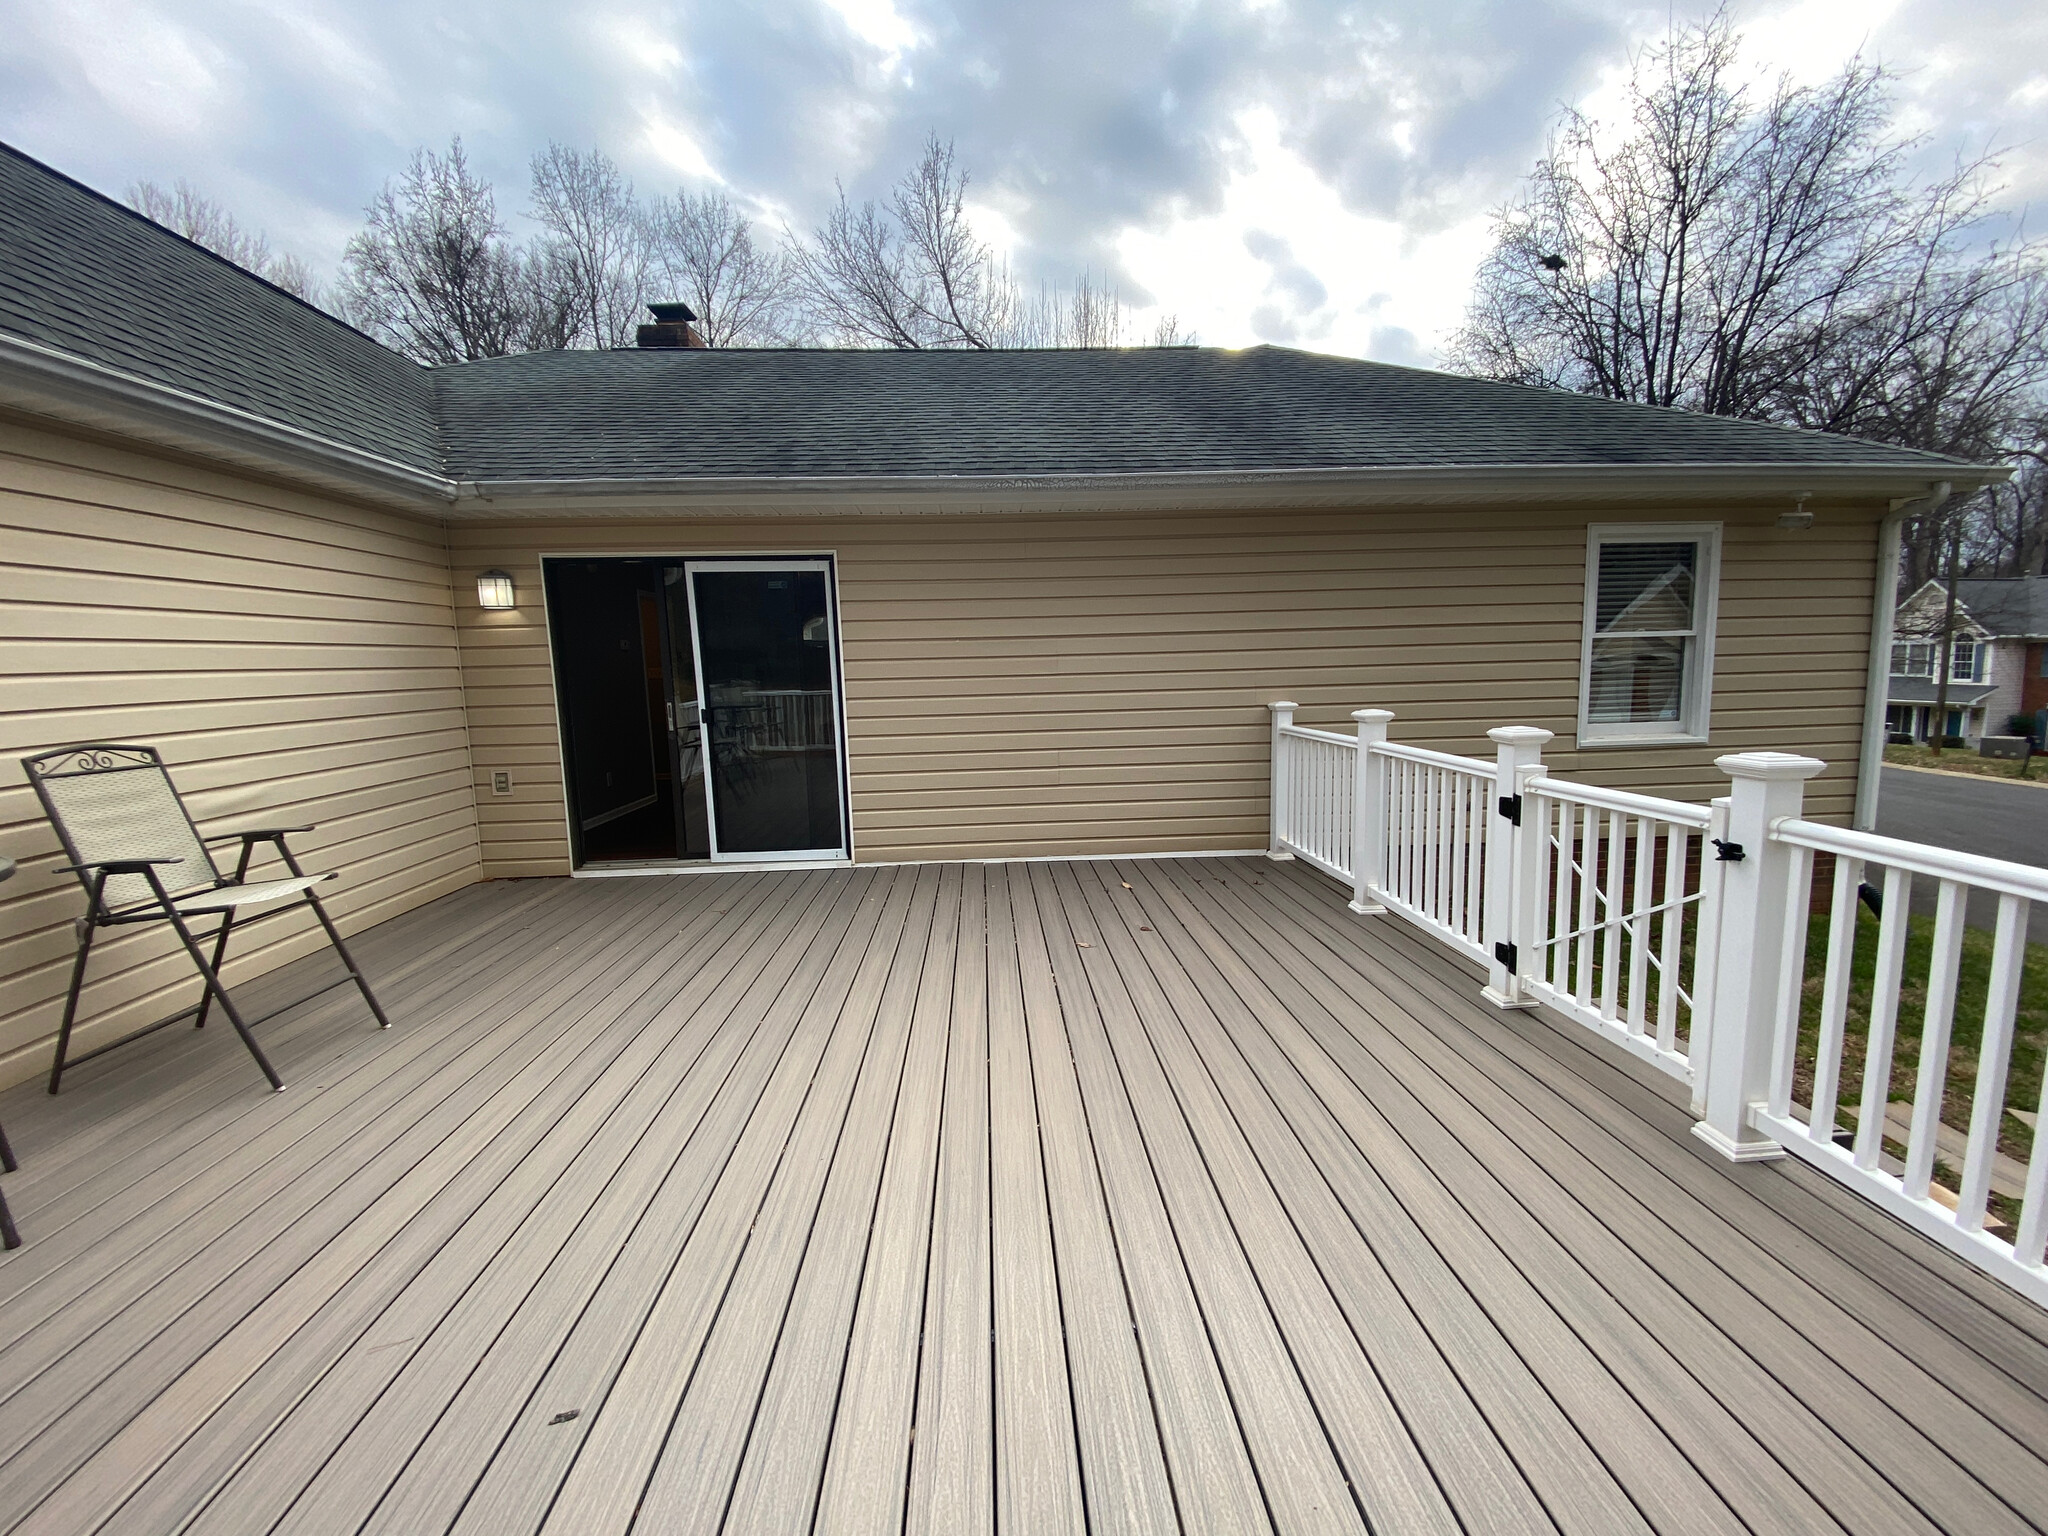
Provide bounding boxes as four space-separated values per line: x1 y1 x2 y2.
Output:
1930 525 1962 756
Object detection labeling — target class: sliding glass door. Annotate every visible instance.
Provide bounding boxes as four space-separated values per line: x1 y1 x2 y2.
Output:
544 555 848 868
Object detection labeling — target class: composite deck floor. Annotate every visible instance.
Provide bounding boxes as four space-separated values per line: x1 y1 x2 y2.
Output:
3 857 2048 1535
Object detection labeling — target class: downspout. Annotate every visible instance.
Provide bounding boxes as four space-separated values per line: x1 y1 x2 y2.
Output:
1856 481 1951 829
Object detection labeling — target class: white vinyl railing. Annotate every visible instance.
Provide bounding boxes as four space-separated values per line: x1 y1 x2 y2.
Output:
1749 817 2048 1304
1516 777 1723 1081
1268 704 2048 1305
1373 741 1496 964
1269 709 1360 883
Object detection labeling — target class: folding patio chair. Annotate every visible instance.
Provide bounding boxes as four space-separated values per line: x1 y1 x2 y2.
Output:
0 852 17 1246
22 744 391 1095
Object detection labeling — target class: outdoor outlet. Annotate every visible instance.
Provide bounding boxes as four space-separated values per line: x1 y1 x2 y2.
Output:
491 771 512 796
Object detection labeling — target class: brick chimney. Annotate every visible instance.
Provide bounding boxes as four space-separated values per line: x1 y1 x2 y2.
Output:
637 302 708 348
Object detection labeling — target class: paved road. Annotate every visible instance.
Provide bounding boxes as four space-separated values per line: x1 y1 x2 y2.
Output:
1874 764 2048 938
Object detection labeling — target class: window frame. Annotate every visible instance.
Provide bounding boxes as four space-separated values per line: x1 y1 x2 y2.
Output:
1576 523 1723 748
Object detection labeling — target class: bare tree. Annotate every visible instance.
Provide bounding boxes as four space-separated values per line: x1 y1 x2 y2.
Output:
646 189 796 346
790 136 1018 348
335 139 553 364
529 144 653 349
1447 9 2048 456
127 179 321 301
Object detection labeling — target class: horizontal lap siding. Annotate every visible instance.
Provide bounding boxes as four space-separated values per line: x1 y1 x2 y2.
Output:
0 421 482 1092
449 503 1879 876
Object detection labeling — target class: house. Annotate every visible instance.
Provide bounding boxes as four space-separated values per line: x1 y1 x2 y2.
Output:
0 137 1999 1089
5 142 2045 1536
1888 576 2048 744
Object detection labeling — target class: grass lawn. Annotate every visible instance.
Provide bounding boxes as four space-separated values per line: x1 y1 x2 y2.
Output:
1884 741 2047 782
1789 902 2045 1228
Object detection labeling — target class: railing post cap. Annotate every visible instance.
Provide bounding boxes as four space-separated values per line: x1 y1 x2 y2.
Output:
1269 700 1299 712
1715 751 1826 782
1351 708 1395 723
1487 726 1555 746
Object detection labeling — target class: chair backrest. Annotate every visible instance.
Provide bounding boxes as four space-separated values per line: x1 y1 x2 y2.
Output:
21 745 220 910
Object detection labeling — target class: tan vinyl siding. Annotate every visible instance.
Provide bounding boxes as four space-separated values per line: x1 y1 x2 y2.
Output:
0 419 482 1091
449 500 1880 876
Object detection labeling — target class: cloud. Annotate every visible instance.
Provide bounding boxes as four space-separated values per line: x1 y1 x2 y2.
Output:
1 0 2039 363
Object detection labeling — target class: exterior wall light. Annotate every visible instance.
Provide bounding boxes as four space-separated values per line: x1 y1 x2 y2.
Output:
477 570 516 610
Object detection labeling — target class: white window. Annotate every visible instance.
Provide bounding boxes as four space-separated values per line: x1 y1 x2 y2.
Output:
1892 641 1936 678
1950 636 1981 682
1579 525 1721 746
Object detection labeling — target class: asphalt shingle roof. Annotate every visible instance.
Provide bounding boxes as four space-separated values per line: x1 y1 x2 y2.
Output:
430 345 1974 483
1886 678 1996 707
0 142 440 474
0 139 1988 491
1956 579 2048 639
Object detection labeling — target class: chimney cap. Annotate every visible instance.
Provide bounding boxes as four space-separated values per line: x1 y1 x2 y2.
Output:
648 301 698 323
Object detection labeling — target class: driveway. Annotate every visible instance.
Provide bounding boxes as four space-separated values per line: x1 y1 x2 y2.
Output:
1874 764 2048 939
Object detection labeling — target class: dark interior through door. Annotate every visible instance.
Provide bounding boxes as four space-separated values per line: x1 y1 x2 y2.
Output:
543 559 710 864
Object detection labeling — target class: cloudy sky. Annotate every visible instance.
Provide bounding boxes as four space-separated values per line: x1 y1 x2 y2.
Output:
3 0 2043 363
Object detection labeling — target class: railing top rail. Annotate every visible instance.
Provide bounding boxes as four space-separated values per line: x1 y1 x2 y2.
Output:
1371 740 1493 776
1774 816 2048 902
1526 774 1713 829
1277 725 1358 747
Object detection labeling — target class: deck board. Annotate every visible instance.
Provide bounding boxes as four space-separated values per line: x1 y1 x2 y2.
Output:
2 857 2045 1536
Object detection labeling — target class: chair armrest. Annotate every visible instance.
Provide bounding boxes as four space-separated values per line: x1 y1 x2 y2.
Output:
203 826 315 845
53 856 183 875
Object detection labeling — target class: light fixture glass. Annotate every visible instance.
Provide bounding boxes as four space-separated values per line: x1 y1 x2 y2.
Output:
477 570 515 610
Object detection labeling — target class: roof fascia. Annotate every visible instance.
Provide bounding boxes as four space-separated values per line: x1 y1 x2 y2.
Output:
0 329 452 510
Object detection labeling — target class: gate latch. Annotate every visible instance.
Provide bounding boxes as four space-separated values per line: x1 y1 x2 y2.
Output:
1711 838 1746 862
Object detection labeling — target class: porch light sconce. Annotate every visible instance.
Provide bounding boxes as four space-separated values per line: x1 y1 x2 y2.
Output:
1776 491 1815 531
477 570 516 610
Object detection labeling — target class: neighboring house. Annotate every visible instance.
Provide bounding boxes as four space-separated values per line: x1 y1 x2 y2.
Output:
0 139 2005 1090
1888 577 2048 743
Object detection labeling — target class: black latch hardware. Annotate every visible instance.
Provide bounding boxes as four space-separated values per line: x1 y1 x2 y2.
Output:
1498 794 1522 825
1494 940 1518 969
1711 838 1746 862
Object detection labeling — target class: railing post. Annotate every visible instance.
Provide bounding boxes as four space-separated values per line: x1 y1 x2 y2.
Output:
1693 752 1825 1162
1268 701 1297 860
1349 709 1393 913
1482 726 1552 1009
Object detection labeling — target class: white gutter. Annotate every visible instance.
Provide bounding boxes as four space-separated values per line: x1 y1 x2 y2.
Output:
1857 481 1951 829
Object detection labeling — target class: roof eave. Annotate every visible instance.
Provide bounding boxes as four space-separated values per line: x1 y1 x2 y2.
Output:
0 330 451 510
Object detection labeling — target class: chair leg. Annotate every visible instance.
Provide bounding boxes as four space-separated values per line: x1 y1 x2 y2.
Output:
300 889 392 1031
193 910 237 1030
48 916 99 1095
160 903 284 1091
1 1111 19 1248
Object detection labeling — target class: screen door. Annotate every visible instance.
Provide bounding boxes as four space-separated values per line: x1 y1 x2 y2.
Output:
682 560 848 860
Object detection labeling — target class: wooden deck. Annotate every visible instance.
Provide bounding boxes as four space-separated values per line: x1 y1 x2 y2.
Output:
2 857 2047 1535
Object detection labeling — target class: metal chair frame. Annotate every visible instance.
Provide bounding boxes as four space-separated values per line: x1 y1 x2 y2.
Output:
22 744 391 1095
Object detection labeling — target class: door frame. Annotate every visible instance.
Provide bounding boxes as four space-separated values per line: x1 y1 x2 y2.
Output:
538 550 854 872
683 557 848 864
